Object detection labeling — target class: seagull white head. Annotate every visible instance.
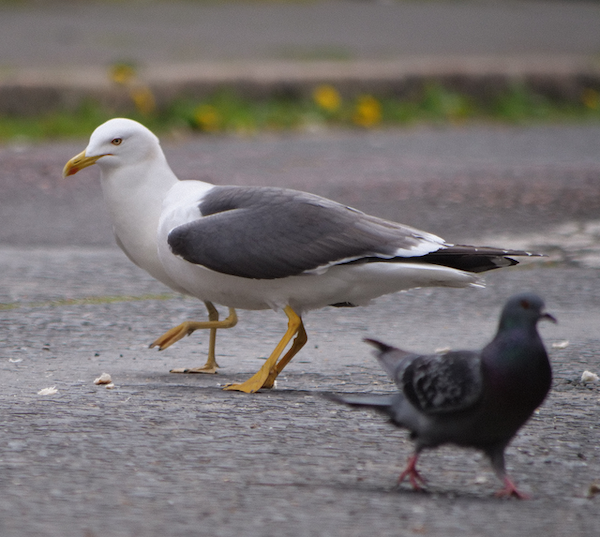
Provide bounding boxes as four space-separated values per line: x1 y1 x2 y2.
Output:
63 118 161 177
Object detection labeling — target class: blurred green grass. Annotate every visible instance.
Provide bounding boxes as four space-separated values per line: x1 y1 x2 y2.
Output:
1 82 599 142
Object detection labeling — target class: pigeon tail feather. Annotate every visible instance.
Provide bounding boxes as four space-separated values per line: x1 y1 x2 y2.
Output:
364 338 413 379
363 338 395 353
324 392 396 409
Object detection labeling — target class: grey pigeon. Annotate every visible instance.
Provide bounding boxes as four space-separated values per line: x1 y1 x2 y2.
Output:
329 292 555 498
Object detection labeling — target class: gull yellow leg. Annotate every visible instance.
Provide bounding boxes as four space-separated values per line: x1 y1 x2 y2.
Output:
262 321 307 389
223 306 306 393
203 301 221 372
148 301 237 374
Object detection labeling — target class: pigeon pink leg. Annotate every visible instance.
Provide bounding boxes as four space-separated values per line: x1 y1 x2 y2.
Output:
398 453 427 491
495 476 529 500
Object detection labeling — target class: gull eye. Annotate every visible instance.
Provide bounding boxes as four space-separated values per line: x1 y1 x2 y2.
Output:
111 138 123 146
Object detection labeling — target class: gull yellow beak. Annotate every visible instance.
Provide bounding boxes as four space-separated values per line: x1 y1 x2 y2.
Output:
62 150 103 178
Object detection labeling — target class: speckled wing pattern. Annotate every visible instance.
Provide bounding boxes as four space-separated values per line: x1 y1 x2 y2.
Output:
400 351 484 414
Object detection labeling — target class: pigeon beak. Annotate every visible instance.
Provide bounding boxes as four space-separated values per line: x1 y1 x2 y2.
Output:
62 150 104 177
541 311 557 324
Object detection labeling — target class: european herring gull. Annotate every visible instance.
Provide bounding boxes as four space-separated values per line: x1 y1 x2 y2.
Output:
63 118 536 393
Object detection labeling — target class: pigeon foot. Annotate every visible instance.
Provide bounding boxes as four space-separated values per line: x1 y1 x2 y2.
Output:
494 476 529 500
397 454 427 491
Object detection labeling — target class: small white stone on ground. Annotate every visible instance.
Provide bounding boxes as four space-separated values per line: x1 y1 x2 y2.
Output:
38 386 58 395
94 373 113 385
581 370 599 383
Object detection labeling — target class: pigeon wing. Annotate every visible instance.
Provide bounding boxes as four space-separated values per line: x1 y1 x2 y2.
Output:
401 351 483 414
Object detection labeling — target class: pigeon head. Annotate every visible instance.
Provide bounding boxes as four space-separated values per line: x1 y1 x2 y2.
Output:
63 118 162 177
497 292 556 332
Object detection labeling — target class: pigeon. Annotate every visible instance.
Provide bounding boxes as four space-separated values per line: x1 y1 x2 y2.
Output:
329 292 555 498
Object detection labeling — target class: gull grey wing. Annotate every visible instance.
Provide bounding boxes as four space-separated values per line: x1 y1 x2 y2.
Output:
401 351 484 414
167 186 444 280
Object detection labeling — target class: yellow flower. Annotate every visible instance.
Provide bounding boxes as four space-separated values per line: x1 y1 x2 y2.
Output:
130 86 156 115
109 63 156 115
352 95 382 127
313 85 342 112
582 88 600 110
109 64 136 85
194 104 221 132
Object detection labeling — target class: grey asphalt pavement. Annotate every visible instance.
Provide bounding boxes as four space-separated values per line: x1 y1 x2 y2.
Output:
3 0 599 67
4 124 600 247
1 125 600 536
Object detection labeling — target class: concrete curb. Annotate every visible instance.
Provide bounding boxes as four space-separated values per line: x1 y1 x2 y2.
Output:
2 55 599 115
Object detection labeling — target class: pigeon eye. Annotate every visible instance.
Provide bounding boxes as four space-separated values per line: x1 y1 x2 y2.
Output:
520 299 530 309
111 138 123 146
